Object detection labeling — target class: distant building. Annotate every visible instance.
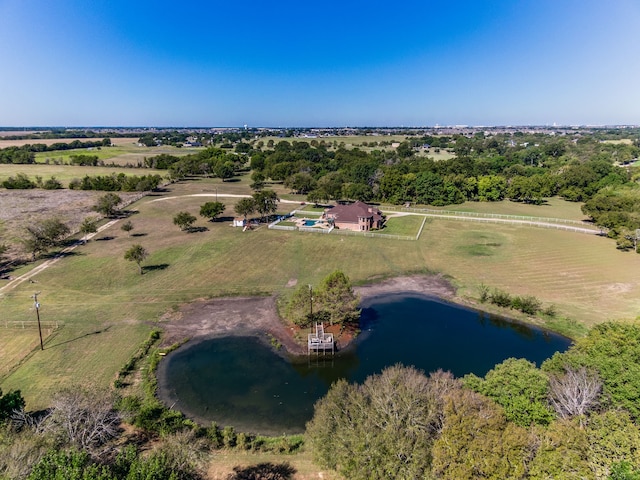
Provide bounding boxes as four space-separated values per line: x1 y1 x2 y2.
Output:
323 201 384 232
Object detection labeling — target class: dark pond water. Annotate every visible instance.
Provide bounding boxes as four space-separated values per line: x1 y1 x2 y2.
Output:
157 294 571 435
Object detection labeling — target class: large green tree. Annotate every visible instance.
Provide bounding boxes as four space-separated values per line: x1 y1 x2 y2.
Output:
79 217 99 244
432 388 532 479
307 366 457 480
173 211 197 231
22 218 70 261
124 244 148 274
199 202 226 222
93 193 122 218
464 358 555 427
252 190 279 222
234 197 256 221
285 271 359 327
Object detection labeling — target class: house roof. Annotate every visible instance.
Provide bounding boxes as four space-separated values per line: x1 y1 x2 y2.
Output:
325 201 383 224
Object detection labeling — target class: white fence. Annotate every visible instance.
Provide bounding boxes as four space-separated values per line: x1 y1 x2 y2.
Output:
268 220 415 240
1 320 61 330
381 206 605 235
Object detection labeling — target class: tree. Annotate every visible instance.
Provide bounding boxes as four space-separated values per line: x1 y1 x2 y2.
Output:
285 285 314 326
214 161 235 181
124 244 148 274
542 322 640 420
93 193 122 218
0 388 25 423
199 202 226 222
527 420 593 479
285 271 360 327
306 365 458 480
477 175 507 201
548 367 602 423
173 211 197 231
587 410 640 479
22 218 70 261
120 220 134 237
38 388 120 457
79 217 99 244
464 358 555 427
249 171 265 191
432 388 532 479
234 197 256 221
315 270 360 326
252 190 279 222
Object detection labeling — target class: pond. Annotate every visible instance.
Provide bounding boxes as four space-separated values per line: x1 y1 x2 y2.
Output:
157 294 571 435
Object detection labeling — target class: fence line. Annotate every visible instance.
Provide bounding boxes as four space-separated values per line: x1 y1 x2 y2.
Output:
381 205 594 227
416 216 428 240
2 320 61 330
418 214 603 234
268 221 414 240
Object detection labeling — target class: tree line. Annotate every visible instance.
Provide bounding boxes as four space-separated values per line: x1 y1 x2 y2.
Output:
0 139 112 164
2 172 163 192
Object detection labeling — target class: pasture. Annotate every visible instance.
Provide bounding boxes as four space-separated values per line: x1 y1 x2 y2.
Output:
1 177 640 410
259 135 456 159
0 163 167 187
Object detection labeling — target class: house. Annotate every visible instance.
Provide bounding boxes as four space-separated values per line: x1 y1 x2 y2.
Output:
323 201 384 232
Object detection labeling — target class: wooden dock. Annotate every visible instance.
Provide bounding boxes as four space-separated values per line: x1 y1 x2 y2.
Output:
308 322 334 355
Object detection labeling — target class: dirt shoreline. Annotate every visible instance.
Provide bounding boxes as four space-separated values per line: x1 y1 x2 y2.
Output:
158 274 457 355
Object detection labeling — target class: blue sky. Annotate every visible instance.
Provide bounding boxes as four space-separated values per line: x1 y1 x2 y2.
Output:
1 0 639 127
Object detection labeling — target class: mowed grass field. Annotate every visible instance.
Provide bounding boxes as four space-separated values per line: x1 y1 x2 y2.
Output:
2 178 640 409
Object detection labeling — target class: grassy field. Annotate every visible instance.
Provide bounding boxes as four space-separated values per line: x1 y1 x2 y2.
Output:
380 214 424 237
0 164 167 187
425 197 590 222
0 137 139 148
34 142 203 166
258 135 455 159
1 178 640 410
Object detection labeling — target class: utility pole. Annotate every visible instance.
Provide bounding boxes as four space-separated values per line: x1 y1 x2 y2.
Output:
32 292 43 350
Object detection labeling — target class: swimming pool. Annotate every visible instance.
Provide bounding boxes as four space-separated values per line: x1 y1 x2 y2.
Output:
303 219 318 226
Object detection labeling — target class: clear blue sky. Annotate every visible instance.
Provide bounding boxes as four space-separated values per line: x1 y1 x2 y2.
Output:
1 0 639 127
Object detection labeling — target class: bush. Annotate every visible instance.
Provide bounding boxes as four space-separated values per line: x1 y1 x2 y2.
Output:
511 295 542 315
489 289 512 308
2 173 36 189
222 426 237 448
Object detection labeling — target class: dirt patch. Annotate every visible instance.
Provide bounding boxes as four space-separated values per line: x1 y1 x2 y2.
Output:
159 296 308 355
159 274 457 355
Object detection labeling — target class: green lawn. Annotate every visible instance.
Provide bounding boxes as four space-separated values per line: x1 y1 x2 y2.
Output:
380 215 424 237
2 178 640 409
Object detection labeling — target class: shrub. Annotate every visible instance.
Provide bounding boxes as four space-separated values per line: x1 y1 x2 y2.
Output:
489 289 512 308
511 295 542 315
